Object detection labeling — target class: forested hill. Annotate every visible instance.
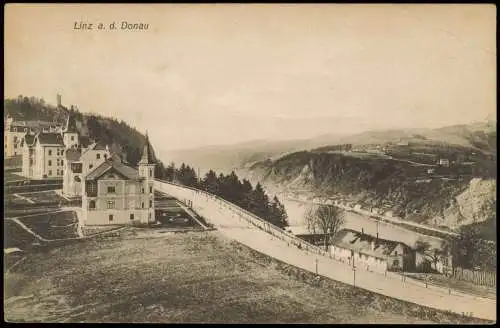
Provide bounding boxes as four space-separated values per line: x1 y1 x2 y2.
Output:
5 96 151 167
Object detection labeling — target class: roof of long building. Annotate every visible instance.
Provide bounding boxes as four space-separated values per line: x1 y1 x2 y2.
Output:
36 132 65 146
331 229 410 260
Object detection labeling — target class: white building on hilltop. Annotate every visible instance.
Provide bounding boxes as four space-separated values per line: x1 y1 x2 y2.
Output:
21 109 88 180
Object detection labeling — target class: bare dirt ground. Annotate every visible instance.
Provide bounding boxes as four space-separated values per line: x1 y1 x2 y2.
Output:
4 230 489 324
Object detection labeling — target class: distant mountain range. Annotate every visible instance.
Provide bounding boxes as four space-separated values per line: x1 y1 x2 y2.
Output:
164 119 496 174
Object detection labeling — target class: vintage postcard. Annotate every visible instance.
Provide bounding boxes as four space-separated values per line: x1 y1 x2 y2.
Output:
3 3 496 324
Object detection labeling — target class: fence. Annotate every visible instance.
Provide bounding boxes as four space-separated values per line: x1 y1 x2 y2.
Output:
154 179 330 259
452 267 496 287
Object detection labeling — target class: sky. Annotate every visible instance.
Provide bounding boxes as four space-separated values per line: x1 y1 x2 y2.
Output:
4 4 496 155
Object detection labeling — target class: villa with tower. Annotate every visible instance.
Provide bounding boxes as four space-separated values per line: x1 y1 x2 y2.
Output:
80 134 157 226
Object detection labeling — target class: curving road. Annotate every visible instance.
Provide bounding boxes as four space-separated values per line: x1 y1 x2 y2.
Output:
154 181 496 322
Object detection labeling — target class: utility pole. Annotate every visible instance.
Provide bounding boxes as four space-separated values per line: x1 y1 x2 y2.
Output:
353 265 357 287
315 258 318 275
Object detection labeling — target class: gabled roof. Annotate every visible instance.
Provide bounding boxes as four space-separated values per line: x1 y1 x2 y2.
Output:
22 134 36 147
331 229 410 260
65 148 82 161
139 133 156 165
85 155 141 181
36 132 65 146
86 142 108 151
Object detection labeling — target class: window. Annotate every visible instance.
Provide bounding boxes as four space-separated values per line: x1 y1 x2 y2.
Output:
149 200 153 208
149 186 153 193
107 186 116 193
104 154 108 159
394 251 398 256
109 214 114 222
86 181 97 196
61 149 64 156
107 200 115 209
89 200 96 210
71 136 74 141
56 149 60 156
142 188 145 194
30 159 33 165
89 164 93 169
61 160 64 166
130 213 135 220
56 169 59 175
13 136 18 143
48 150 52 156
48 170 52 176
97 153 101 159
149 169 153 177
48 160 52 166
141 202 144 209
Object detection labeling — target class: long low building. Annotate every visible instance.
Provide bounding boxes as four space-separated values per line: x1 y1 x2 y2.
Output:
329 229 415 274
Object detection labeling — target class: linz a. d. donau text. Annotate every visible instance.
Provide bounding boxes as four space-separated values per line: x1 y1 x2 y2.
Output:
74 21 149 31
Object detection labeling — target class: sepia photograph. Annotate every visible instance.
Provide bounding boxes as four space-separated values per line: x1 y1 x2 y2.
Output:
3 3 496 324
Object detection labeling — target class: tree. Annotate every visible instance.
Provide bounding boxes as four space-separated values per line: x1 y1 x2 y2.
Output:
305 204 345 251
415 240 448 273
269 196 289 229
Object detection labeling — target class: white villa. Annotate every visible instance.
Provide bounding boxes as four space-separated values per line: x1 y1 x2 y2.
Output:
80 134 157 226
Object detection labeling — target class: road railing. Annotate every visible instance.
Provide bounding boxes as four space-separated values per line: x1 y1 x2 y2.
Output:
154 179 329 258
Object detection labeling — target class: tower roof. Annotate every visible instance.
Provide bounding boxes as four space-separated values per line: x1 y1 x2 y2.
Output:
64 112 78 133
139 133 156 165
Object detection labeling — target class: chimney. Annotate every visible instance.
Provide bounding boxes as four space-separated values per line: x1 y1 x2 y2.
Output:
57 94 62 107
376 232 379 240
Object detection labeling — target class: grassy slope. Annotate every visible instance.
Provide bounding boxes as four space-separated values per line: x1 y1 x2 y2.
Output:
4 230 488 324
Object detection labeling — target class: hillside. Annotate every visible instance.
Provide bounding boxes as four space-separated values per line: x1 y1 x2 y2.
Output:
245 145 496 234
5 96 153 167
164 118 496 175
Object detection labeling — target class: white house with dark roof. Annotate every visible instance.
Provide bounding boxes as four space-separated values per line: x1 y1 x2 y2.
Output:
80 134 156 226
4 115 62 157
21 109 89 180
62 142 110 197
329 229 415 274
21 132 67 179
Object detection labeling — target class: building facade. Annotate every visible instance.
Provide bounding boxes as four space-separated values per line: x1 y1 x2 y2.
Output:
81 134 156 226
4 115 62 158
21 110 86 180
329 229 415 274
62 143 110 197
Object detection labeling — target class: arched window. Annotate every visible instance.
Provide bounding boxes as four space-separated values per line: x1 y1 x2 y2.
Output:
89 200 96 210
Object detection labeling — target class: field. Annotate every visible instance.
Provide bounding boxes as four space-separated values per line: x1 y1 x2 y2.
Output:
4 171 25 182
17 211 79 240
4 220 40 249
16 190 67 205
154 191 205 229
4 194 32 207
4 230 488 324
